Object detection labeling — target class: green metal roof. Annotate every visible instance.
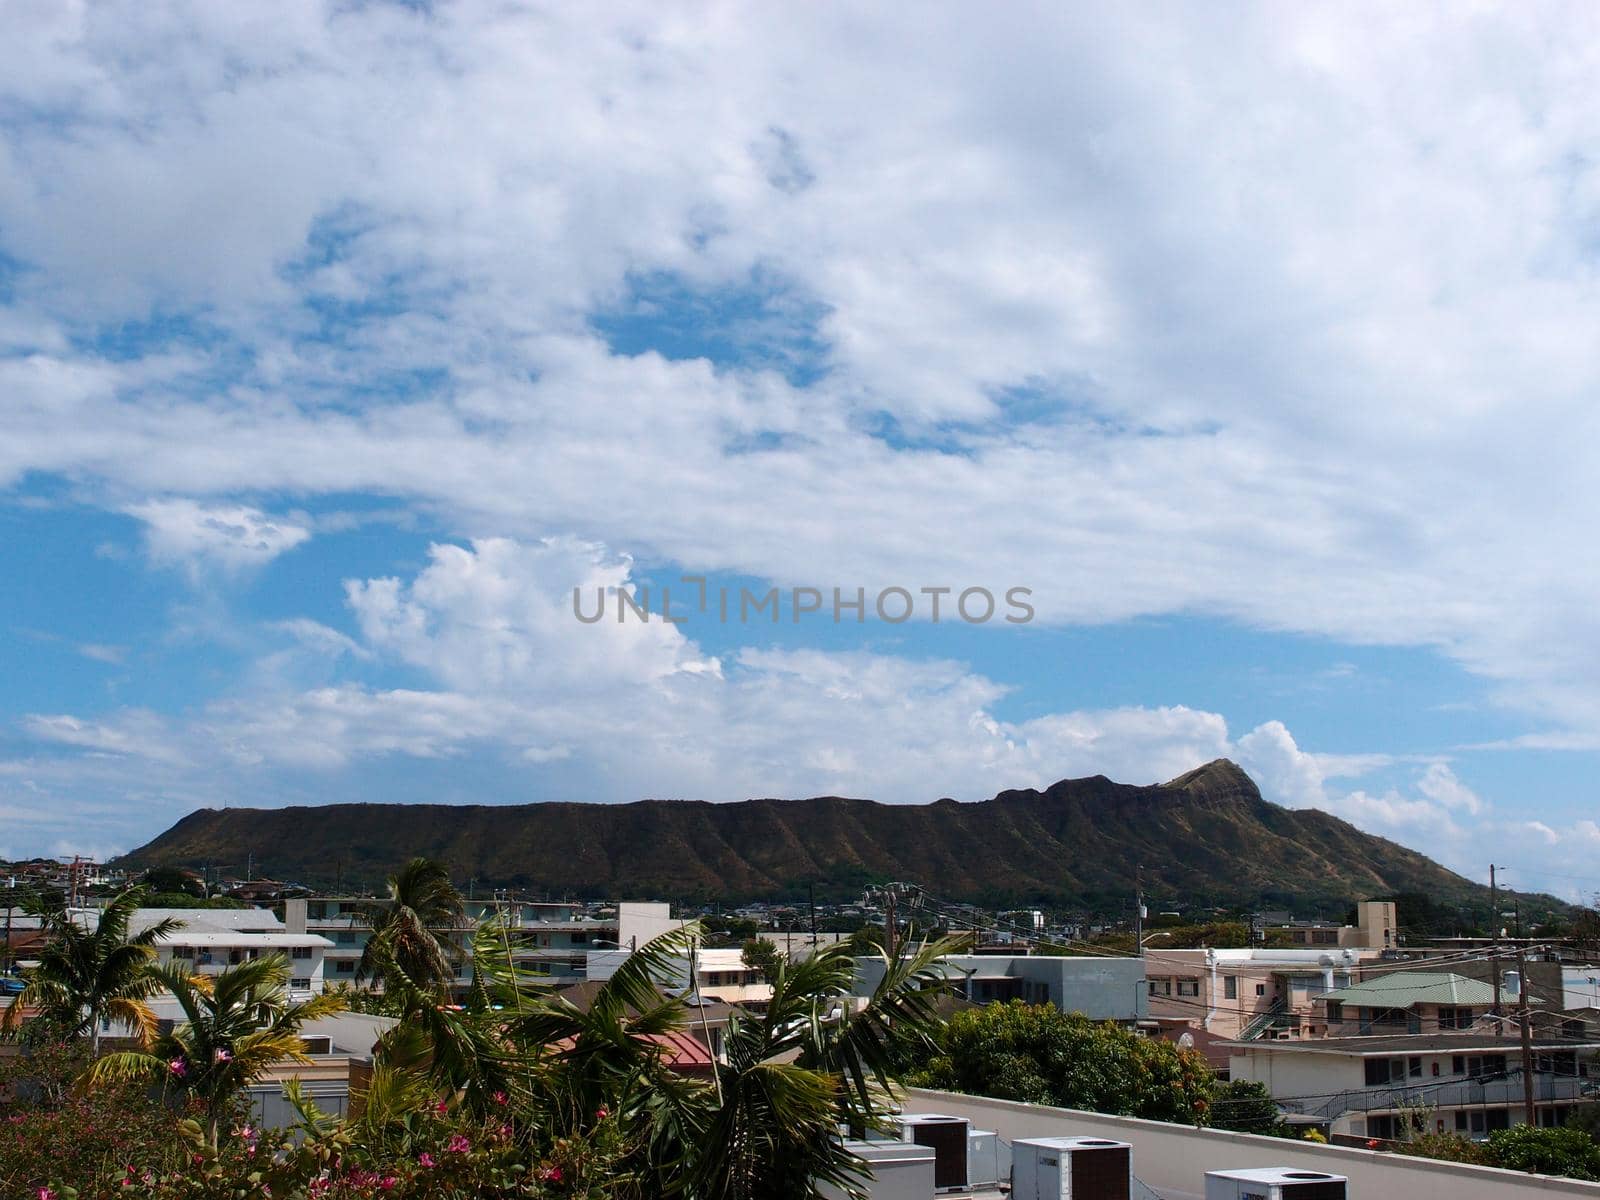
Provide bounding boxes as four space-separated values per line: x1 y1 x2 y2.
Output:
1318 971 1495 1008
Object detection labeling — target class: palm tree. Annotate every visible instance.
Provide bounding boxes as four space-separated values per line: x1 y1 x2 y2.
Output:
683 934 967 1200
0 885 181 1053
88 953 346 1147
356 857 464 997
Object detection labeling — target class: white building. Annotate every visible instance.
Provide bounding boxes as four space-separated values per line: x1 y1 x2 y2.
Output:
129 907 332 1000
1227 1033 1600 1140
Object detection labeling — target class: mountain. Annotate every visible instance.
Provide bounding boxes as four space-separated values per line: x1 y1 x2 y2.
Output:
119 760 1495 913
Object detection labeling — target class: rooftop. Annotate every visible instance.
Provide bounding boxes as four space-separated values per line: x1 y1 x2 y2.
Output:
1222 1033 1600 1055
1318 971 1495 1008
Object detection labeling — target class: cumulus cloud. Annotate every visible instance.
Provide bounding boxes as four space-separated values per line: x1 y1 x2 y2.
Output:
126 498 310 575
8 6 1600 879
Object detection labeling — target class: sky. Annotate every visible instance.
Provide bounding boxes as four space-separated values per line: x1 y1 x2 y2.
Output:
2 3 1599 901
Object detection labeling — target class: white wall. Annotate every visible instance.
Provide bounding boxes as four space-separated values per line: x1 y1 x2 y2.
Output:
905 1088 1600 1200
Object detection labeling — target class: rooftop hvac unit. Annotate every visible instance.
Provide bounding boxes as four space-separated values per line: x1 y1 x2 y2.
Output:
1204 1167 1348 1200
895 1114 969 1192
1011 1136 1131 1200
966 1130 1004 1188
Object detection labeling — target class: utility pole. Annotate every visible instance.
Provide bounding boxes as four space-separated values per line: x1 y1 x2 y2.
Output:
808 881 818 952
1134 864 1145 958
1490 864 1502 1030
884 886 899 962
1517 943 1535 1127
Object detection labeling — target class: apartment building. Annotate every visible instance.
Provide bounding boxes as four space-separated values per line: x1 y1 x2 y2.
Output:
129 907 332 999
284 896 682 989
1145 947 1369 1040
1227 1033 1600 1141
852 953 1149 1025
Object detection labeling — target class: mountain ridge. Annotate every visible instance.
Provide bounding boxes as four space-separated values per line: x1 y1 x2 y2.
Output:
118 760 1496 912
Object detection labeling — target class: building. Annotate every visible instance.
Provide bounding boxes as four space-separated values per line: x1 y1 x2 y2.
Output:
898 1086 1600 1200
1313 972 1499 1037
852 953 1148 1024
584 945 774 1006
130 907 333 1000
284 896 682 989
1264 900 1399 951
1226 1033 1600 1140
1145 947 1369 1040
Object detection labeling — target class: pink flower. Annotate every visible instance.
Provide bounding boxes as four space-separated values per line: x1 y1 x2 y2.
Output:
37 1188 55 1200
418 1153 436 1168
214 1048 232 1063
492 1090 508 1105
595 1106 609 1119
540 1165 563 1182
381 1177 397 1191
168 1058 187 1077
434 1099 448 1115
498 1124 513 1138
446 1134 470 1154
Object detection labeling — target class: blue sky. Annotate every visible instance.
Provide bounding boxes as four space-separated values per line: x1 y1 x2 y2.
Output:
3 3 1600 900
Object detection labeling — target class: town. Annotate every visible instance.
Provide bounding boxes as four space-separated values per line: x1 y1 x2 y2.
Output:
7 854 1600 1197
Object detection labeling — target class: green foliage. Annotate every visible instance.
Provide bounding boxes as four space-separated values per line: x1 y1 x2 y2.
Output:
88 953 349 1146
1393 1131 1492 1166
13 874 956 1200
1 885 181 1050
1209 1079 1286 1135
739 937 783 981
1483 1125 1600 1180
357 857 465 995
906 1001 1216 1125
137 867 207 898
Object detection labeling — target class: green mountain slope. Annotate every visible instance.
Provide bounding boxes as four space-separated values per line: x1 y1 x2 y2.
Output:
117 760 1497 912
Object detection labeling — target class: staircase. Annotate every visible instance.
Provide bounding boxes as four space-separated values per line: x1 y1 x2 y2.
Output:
1238 997 1290 1041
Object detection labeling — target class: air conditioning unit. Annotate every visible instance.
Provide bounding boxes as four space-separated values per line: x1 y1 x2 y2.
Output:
1011 1136 1131 1200
967 1130 1004 1188
1204 1167 1348 1200
895 1114 970 1192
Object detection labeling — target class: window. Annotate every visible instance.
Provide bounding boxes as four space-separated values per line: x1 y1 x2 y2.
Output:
334 961 355 975
1326 1001 1344 1022
1148 979 1172 996
290 977 311 990
1365 1057 1415 1087
1223 976 1237 1000
171 946 194 960
1454 1109 1507 1135
1439 1006 1475 1030
1312 930 1338 945
1255 983 1266 996
1456 1054 1508 1079
1177 979 1199 997
1366 1115 1400 1140
291 946 313 960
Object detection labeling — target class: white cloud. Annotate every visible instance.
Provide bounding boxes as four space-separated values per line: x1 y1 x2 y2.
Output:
125 498 310 576
7 6 1600 878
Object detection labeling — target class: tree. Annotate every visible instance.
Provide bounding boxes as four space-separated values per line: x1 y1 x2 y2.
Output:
1 884 181 1053
356 857 465 996
740 936 783 982
1209 1079 1285 1134
907 1000 1216 1125
685 935 969 1199
1484 1125 1600 1181
88 953 346 1147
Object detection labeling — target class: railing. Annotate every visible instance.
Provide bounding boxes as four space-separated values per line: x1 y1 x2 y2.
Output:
1238 997 1290 1041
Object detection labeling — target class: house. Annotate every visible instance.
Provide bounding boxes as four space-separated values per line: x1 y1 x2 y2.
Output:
1226 1033 1600 1140
1314 972 1499 1037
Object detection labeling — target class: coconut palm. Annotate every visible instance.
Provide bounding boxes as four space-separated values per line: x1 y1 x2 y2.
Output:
355 857 464 997
88 953 346 1146
0 885 181 1053
683 934 968 1200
